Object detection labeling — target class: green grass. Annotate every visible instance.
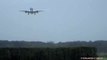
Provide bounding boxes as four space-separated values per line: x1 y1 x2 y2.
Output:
102 57 107 60
97 53 107 60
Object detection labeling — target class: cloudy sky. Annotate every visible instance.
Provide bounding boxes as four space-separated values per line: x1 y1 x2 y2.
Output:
0 0 107 42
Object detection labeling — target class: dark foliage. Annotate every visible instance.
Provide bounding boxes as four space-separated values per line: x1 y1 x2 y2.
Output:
0 47 97 60
0 40 106 53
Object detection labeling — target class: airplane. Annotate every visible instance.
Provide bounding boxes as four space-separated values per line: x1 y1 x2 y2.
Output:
20 8 43 15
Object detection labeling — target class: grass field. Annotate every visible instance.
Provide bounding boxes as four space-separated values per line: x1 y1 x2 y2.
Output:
102 57 107 60
98 53 107 60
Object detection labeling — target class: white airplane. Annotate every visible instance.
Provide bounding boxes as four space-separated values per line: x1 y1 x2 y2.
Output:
20 8 43 15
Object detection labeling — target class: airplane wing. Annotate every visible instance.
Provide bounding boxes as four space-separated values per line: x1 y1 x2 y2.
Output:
20 10 29 13
33 10 43 13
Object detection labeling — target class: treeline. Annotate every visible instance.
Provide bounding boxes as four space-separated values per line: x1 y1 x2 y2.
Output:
0 47 97 60
0 40 107 53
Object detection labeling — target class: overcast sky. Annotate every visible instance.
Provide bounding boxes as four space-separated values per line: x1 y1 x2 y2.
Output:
0 0 107 42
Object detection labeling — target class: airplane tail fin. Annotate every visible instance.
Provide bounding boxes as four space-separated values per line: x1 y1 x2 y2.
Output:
30 8 33 11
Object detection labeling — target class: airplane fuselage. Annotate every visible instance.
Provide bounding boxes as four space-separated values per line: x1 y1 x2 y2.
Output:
29 8 34 14
21 8 40 15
